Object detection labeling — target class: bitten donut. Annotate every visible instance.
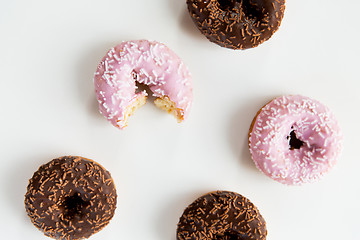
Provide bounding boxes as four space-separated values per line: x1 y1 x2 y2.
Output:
249 95 343 185
94 40 193 129
187 0 286 49
24 156 117 240
177 191 267 240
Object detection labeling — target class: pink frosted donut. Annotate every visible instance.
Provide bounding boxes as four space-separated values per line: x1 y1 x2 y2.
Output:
248 95 343 185
94 40 193 129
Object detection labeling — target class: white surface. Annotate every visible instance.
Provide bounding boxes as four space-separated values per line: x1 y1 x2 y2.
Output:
1 0 359 239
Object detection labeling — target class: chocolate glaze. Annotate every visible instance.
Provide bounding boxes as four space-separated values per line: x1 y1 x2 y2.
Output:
24 156 117 240
186 0 285 49
177 191 267 240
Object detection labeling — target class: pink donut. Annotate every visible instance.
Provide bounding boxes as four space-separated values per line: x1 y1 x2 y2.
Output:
94 40 193 129
248 95 343 185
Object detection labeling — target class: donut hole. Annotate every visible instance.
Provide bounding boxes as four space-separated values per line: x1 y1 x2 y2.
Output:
215 229 249 240
131 70 156 99
287 129 304 150
217 0 241 11
242 0 267 24
61 192 89 220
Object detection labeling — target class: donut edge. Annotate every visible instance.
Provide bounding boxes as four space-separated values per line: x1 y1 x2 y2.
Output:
154 96 185 123
116 94 147 129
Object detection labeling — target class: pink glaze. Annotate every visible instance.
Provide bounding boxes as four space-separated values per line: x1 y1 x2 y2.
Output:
94 40 193 129
249 95 343 185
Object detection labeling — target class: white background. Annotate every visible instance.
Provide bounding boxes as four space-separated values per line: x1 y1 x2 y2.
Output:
1 0 359 239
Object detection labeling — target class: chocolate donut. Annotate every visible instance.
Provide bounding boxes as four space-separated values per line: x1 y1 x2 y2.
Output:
24 156 117 240
186 0 286 49
177 191 267 240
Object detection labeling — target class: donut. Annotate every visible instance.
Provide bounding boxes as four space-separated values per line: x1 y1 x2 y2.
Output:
248 95 343 185
94 40 193 129
186 0 286 49
177 191 267 240
24 156 117 240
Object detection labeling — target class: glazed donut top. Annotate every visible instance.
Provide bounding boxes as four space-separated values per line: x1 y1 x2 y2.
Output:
177 191 267 240
249 95 343 185
187 0 286 49
24 156 117 240
94 40 193 129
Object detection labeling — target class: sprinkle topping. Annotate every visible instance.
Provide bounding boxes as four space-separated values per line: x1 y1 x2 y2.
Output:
24 156 117 240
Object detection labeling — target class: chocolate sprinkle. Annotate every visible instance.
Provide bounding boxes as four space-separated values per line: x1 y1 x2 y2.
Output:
24 156 117 240
186 0 286 49
177 191 267 240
